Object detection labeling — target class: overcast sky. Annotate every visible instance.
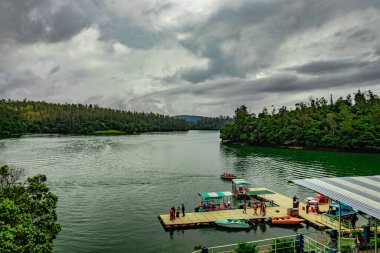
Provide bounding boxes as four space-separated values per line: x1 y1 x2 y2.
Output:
1 0 380 116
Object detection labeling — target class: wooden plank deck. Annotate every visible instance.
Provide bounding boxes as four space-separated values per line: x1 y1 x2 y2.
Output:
158 188 348 230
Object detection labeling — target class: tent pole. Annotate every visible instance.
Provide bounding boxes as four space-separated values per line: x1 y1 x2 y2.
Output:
338 202 341 253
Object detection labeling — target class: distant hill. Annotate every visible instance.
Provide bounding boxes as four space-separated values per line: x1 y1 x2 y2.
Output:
173 115 205 122
174 115 233 130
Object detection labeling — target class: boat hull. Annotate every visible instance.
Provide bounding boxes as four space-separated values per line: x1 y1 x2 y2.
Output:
220 175 238 179
215 219 251 228
271 215 305 225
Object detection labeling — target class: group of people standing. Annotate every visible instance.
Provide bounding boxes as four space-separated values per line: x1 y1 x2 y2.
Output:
305 201 319 214
242 201 266 216
169 204 185 220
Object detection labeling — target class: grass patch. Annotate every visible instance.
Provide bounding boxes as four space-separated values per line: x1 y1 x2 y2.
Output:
92 130 126 135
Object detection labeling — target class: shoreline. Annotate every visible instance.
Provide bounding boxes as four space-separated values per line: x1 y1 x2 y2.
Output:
222 142 380 154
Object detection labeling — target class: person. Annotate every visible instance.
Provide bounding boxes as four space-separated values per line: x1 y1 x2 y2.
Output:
351 213 358 229
227 200 231 208
328 234 337 249
306 201 310 214
293 196 297 208
182 204 185 217
172 207 176 220
243 201 247 214
169 208 173 220
253 202 258 215
314 203 319 214
262 201 267 216
176 207 180 218
351 232 365 253
296 197 300 208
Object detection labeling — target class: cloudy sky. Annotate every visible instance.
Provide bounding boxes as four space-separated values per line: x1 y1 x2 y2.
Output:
1 0 380 116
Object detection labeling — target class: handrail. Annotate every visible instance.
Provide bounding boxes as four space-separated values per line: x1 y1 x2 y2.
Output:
194 235 296 251
192 234 330 253
320 213 351 229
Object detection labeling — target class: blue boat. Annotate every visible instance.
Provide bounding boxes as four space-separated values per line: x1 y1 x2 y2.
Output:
327 202 356 219
215 219 252 229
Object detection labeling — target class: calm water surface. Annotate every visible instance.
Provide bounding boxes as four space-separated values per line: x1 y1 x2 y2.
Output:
0 131 379 252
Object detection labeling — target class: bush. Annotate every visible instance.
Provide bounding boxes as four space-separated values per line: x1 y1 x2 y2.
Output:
235 242 258 253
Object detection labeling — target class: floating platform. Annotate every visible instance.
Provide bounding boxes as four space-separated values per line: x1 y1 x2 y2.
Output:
159 187 338 231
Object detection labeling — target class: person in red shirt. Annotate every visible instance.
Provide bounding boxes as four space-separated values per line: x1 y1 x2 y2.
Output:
253 203 258 215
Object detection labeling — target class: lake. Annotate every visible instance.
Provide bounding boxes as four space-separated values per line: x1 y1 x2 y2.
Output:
0 131 379 252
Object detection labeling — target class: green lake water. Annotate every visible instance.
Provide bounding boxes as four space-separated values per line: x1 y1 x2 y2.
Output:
0 131 379 252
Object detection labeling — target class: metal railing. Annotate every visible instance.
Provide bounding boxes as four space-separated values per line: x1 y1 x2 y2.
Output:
192 234 331 253
320 213 351 229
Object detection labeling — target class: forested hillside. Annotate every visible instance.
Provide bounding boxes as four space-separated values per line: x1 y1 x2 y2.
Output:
221 91 380 152
0 100 190 136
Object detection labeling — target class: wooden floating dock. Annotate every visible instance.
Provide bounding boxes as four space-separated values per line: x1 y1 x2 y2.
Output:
159 187 338 231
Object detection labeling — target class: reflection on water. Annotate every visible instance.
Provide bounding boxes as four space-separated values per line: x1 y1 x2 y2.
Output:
0 131 379 253
220 144 380 200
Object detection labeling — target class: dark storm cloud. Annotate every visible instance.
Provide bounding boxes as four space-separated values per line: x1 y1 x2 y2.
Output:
255 61 380 93
334 28 377 43
0 0 48 43
177 1 283 83
47 4 91 42
288 60 371 75
174 0 380 84
0 0 91 44
151 58 380 102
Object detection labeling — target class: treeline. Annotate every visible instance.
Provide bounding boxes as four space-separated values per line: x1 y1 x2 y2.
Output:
221 90 380 151
0 100 192 136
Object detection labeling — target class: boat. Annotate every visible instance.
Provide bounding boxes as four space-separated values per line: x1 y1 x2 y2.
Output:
327 202 356 219
271 215 305 225
220 173 239 179
215 219 252 228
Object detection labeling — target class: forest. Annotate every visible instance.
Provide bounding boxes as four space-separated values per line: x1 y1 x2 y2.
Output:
220 90 380 152
0 100 229 136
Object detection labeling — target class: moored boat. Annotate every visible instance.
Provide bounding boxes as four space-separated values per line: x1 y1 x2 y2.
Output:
327 202 356 219
271 215 305 225
215 219 251 228
220 173 239 179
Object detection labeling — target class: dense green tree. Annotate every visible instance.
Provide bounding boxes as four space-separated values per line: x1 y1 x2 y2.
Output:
0 165 61 252
221 91 380 152
0 100 231 135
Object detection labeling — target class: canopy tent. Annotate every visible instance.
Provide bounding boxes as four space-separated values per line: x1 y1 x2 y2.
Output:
232 179 251 200
198 191 233 199
293 175 380 253
232 179 251 186
196 191 233 212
